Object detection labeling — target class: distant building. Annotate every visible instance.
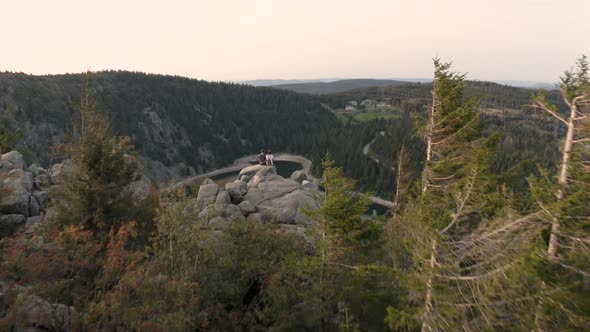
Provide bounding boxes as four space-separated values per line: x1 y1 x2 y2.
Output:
345 105 357 111
360 99 372 107
347 100 358 106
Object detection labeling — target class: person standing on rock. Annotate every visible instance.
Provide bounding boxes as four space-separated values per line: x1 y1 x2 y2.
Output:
258 149 266 165
266 149 274 166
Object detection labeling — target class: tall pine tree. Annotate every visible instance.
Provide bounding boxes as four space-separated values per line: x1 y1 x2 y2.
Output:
48 72 139 241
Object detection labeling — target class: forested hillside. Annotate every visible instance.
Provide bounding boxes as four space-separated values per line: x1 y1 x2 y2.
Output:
0 71 338 182
0 71 568 202
2 58 587 331
271 79 409 94
319 81 567 205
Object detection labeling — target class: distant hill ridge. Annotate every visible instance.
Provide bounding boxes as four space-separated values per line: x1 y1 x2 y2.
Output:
270 79 410 94
240 78 558 94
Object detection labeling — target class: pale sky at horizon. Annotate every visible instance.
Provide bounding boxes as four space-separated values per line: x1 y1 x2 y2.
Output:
2 0 588 82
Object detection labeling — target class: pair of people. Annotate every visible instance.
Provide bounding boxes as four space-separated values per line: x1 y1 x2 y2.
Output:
258 149 274 166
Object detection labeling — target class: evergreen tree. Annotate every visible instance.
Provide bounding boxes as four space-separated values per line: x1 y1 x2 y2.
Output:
277 153 386 330
48 72 139 241
386 59 523 331
527 55 590 329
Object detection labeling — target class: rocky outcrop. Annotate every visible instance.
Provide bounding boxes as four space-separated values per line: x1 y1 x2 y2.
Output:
187 166 321 234
1 150 26 171
128 176 152 201
196 179 220 207
193 178 246 227
225 180 247 203
0 151 52 237
238 200 257 216
1 169 33 216
0 214 26 237
0 149 158 238
49 160 74 185
238 164 269 179
0 280 81 331
289 170 308 183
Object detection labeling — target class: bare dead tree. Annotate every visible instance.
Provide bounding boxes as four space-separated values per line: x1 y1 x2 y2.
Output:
528 55 590 261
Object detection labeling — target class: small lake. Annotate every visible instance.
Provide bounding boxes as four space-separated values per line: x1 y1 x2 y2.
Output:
210 160 303 185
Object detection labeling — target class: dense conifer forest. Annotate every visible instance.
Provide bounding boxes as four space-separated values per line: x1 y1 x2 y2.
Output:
0 56 588 330
0 71 569 201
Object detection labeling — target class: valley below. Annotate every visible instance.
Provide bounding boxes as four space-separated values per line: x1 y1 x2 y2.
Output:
0 68 587 331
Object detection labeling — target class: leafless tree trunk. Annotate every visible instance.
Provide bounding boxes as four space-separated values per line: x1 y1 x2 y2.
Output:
392 145 412 217
530 91 589 261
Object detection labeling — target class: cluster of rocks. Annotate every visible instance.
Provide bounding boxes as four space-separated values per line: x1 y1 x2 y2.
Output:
193 165 321 234
0 149 154 239
0 151 54 237
0 280 80 331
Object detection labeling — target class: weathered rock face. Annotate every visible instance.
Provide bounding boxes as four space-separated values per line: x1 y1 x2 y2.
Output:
245 170 301 205
1 151 26 170
50 160 74 185
289 170 308 183
1 169 34 217
241 167 320 225
196 179 220 207
257 190 318 225
128 176 153 201
189 165 321 231
0 150 52 237
28 195 40 217
0 214 26 237
302 179 320 192
0 280 81 331
238 164 273 178
215 190 231 205
225 180 248 203
238 200 257 216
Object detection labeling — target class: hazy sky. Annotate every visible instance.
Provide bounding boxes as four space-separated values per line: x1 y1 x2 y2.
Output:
2 0 588 82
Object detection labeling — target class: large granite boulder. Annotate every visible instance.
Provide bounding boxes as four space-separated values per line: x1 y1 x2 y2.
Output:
0 214 26 237
196 178 219 207
197 203 245 226
257 190 319 225
238 200 257 216
245 176 301 206
50 160 74 185
215 190 231 205
225 180 248 203
238 164 275 178
290 170 308 183
33 191 49 210
0 160 15 174
189 164 321 230
0 169 33 216
11 291 81 331
27 163 40 176
239 174 251 183
242 167 320 225
1 150 25 170
128 176 153 202
302 179 320 192
28 195 40 217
